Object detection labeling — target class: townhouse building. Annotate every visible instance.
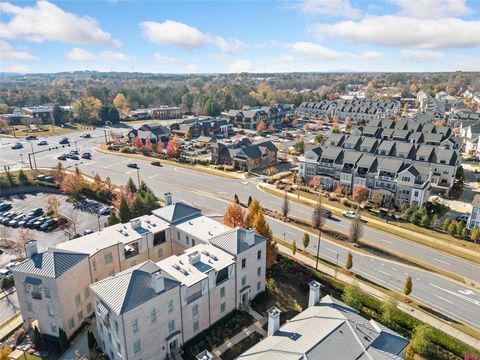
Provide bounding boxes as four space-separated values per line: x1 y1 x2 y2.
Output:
21 106 53 123
296 99 400 122
13 196 266 358
211 140 278 171
299 123 459 205
226 104 293 130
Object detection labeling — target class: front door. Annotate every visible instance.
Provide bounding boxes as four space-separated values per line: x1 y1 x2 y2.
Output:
242 292 247 304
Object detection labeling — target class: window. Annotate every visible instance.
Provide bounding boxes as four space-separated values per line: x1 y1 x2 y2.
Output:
50 323 57 333
104 253 113 264
68 318 74 330
241 275 246 287
133 340 141 354
44 287 50 299
220 303 226 313
115 320 119 334
117 342 121 353
84 287 89 299
186 236 189 245
257 267 261 277
177 231 180 240
151 308 157 322
192 304 198 317
257 282 261 291
78 310 83 322
23 283 30 293
193 320 199 333
257 250 262 260
47 305 54 317
87 303 93 314
168 320 175 333
108 332 112 343
132 319 138 333
92 259 97 272
220 287 225 298
100 322 103 333
27 301 33 312
75 294 81 306
153 231 166 246
241 258 246 268
168 300 173 314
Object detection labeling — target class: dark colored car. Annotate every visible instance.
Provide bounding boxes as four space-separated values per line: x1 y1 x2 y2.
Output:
18 215 35 227
321 209 333 218
80 133 91 138
82 152 92 159
11 142 23 149
2 212 17 225
59 137 69 144
37 140 48 146
32 217 48 229
151 161 161 167
57 154 67 161
0 203 12 212
40 218 57 231
26 217 39 228
68 154 80 160
26 135 37 140
127 163 138 169
27 208 44 217
99 206 112 216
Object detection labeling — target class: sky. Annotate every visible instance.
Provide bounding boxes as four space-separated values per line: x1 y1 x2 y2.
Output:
0 0 479 74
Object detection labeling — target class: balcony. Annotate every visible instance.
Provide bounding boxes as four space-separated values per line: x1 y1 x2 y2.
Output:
31 292 42 300
319 161 334 167
375 174 395 182
124 243 140 259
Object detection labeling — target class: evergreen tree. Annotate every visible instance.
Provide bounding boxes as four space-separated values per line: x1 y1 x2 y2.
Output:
431 214 438 228
143 191 157 212
471 226 480 243
247 196 252 207
461 227 469 239
108 107 120 124
345 251 353 271
420 214 430 228
443 218 451 231
291 240 296 256
342 282 362 309
118 197 133 223
87 330 97 351
33 326 42 346
456 220 465 236
447 222 456 235
17 170 29 186
126 177 137 193
131 194 146 217
58 328 70 352
107 211 120 226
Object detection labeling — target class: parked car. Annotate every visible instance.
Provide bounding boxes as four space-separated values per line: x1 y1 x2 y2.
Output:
127 163 138 169
465 156 479 162
25 135 37 141
82 152 92 159
342 210 359 219
151 161 161 167
2 212 17 225
0 269 12 279
79 133 91 138
9 214 25 227
31 217 48 229
83 229 94 235
18 215 35 227
57 154 67 161
26 217 40 228
99 206 112 216
11 142 23 149
28 208 44 217
0 203 12 212
37 140 48 146
40 218 57 231
456 214 470 223
59 137 69 144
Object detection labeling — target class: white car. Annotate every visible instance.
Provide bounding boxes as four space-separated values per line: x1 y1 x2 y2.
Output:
342 210 358 219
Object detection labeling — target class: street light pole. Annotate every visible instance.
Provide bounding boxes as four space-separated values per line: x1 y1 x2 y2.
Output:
97 215 101 232
30 142 37 169
315 226 321 270
136 168 141 187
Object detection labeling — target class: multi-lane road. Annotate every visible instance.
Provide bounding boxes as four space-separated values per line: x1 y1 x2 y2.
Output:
1 129 480 330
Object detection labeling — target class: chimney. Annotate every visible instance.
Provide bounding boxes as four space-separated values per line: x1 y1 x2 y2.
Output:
244 228 255 246
164 192 173 206
195 350 214 360
308 280 321 307
130 219 141 230
152 271 165 294
267 306 281 336
25 240 38 258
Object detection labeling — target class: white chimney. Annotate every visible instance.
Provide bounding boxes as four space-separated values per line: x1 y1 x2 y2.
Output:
25 240 38 258
267 306 281 336
152 271 165 294
195 350 214 360
308 280 321 307
244 228 255 246
164 192 173 206
130 219 141 230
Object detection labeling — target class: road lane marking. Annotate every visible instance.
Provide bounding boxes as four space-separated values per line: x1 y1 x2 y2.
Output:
435 295 454 304
433 258 450 265
430 283 480 306
375 268 391 276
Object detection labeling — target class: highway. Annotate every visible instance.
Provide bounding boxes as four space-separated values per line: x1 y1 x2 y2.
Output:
1 129 480 330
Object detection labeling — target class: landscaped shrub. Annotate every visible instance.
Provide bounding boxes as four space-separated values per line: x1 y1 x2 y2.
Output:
340 198 351 207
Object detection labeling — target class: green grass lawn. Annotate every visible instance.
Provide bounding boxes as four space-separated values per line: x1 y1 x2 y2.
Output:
2 124 85 138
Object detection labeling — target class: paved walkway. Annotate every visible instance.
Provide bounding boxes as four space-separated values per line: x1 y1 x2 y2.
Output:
279 244 480 350
260 183 480 258
0 312 22 341
212 307 267 357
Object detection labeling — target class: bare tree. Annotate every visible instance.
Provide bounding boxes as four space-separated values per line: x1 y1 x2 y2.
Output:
311 192 324 270
46 195 61 218
0 226 12 248
349 211 364 245
15 229 33 259
67 210 80 236
281 191 290 219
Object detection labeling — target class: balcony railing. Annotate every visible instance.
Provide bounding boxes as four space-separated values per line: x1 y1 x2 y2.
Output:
375 175 395 181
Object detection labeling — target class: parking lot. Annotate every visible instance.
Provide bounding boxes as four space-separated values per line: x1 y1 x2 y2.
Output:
0 193 110 268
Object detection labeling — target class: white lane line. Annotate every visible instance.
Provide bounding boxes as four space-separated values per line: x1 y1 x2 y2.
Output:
435 295 454 304
433 258 450 265
375 268 391 277
430 283 480 306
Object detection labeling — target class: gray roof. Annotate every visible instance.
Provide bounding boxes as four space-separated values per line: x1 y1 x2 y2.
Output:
472 194 480 208
90 261 179 315
378 158 404 173
152 202 202 224
362 126 380 135
238 295 409 360
14 249 88 279
342 150 362 164
209 227 265 255
356 154 377 170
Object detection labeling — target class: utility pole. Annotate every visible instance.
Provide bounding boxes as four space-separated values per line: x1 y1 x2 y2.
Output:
30 142 37 169
104 129 108 144
136 168 141 187
97 215 101 232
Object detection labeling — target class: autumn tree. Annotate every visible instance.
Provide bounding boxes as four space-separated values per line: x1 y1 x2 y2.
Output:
352 185 369 204
349 211 364 245
133 136 143 151
166 137 180 158
60 168 86 197
46 195 60 218
223 202 246 228
53 161 65 183
145 139 153 153
302 232 310 250
256 120 267 133
345 251 353 271
334 184 346 197
72 96 102 124
112 185 135 210
15 229 33 259
113 93 130 115
281 191 290 219
253 209 277 269
246 198 261 227
157 141 164 154
471 226 480 244
291 240 297 257
403 275 412 300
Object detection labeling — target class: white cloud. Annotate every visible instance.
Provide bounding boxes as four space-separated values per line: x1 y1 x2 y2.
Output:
392 0 472 18
4 64 31 73
400 49 444 62
297 0 362 18
0 40 37 60
140 20 245 52
289 42 384 62
67 48 133 62
312 16 480 49
178 64 201 73
0 1 121 47
153 53 177 63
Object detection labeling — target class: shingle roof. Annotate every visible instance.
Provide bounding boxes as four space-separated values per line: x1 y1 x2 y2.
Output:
209 227 265 255
14 249 88 279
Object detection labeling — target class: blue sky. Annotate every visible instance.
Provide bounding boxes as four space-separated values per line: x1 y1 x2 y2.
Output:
0 0 479 73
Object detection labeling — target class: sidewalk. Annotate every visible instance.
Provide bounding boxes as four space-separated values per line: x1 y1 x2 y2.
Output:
0 312 22 341
212 307 267 357
260 183 480 259
278 244 480 350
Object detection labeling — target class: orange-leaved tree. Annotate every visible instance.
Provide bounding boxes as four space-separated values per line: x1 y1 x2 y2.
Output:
223 202 246 228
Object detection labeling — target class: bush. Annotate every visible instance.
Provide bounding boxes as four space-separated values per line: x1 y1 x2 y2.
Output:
340 198 351 207
217 165 224 170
